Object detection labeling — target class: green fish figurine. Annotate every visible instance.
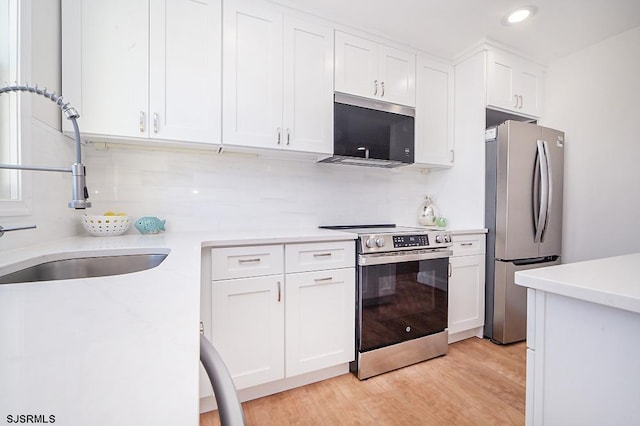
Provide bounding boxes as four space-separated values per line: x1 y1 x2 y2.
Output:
134 216 166 234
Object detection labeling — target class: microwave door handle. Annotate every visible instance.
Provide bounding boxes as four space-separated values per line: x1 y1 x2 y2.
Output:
357 146 370 159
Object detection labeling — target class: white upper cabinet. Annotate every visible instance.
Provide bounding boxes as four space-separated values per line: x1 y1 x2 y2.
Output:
223 0 333 154
62 0 149 139
335 31 416 107
282 17 334 154
62 0 221 144
148 0 221 143
222 0 283 149
414 56 454 167
486 49 543 118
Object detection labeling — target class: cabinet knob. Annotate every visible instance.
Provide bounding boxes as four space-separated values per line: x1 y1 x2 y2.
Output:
381 81 385 97
153 112 159 133
373 79 378 96
513 94 519 108
286 128 290 145
277 127 281 145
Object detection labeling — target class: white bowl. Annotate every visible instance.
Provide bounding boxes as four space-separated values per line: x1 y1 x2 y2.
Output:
81 215 131 237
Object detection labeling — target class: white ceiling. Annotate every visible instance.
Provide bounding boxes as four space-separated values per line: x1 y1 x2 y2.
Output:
273 0 640 64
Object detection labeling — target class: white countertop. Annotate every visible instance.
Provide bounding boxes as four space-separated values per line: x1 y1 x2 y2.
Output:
515 252 640 314
0 228 355 425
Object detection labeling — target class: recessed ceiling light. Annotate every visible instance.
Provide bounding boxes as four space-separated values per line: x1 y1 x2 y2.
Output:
502 5 538 25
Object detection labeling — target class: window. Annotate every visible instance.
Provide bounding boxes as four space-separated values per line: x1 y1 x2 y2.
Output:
1 0 30 215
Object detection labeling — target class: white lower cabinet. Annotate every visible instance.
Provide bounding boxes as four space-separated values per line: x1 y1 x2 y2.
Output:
208 240 355 391
211 274 285 389
448 233 486 342
285 268 355 377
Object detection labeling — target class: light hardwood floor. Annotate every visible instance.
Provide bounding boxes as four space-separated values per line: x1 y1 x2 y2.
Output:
201 337 526 426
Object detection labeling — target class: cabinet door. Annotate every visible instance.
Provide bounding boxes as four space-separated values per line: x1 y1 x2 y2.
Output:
282 17 333 154
414 56 454 166
486 50 516 112
285 268 355 377
222 0 283 148
378 44 416 106
211 275 285 389
448 254 485 334
149 0 221 144
486 50 542 117
516 66 542 117
334 31 378 100
62 0 149 138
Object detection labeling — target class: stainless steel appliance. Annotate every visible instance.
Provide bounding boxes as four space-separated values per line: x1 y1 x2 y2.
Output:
320 224 452 379
485 121 564 344
319 93 415 168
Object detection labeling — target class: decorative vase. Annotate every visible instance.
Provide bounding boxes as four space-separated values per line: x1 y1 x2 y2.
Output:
418 196 440 226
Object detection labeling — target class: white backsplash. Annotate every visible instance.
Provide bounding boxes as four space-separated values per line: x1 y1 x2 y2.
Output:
82 143 432 233
1 119 483 252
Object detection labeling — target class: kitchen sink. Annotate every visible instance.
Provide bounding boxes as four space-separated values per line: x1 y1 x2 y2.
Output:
0 253 168 284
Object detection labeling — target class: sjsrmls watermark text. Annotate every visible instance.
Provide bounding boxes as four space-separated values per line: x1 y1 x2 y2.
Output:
4 415 56 424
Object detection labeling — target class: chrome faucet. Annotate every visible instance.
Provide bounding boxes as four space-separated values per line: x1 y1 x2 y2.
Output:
0 83 91 209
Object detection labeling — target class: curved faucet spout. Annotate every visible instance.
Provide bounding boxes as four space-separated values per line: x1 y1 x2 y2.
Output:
0 83 91 209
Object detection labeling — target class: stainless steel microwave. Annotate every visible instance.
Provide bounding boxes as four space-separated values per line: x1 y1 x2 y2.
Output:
319 93 415 168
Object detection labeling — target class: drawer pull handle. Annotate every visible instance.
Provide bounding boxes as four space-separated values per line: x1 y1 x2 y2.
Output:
314 277 333 283
238 258 261 263
277 281 281 302
460 243 473 246
313 252 332 257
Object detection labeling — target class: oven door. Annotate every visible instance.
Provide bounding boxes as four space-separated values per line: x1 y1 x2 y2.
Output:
357 249 451 352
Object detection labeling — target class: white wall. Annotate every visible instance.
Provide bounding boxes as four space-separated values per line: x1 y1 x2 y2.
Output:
542 26 640 263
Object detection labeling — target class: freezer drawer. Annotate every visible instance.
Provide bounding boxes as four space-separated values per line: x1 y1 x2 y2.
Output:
490 258 560 344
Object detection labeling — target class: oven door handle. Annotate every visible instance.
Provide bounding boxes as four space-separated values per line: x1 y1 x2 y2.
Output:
358 249 452 266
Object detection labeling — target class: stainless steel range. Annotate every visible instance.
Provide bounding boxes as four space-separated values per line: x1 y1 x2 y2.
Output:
320 224 453 379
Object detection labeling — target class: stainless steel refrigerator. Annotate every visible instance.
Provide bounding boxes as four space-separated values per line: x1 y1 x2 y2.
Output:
484 120 564 344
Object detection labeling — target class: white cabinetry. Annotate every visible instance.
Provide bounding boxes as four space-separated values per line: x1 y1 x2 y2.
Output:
222 0 333 153
486 48 543 118
448 233 485 343
414 56 454 167
62 0 221 144
211 274 285 389
335 31 416 107
210 245 284 389
525 288 640 425
208 240 355 391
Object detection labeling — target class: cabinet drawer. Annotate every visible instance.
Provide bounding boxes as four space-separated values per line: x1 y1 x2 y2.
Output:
211 245 283 280
452 234 485 257
285 241 355 273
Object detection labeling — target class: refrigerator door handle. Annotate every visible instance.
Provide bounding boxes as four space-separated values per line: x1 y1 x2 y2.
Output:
533 146 541 238
540 141 553 242
534 140 549 243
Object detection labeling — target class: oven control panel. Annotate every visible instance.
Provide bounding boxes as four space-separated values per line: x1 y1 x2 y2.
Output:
393 234 429 248
360 231 452 253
